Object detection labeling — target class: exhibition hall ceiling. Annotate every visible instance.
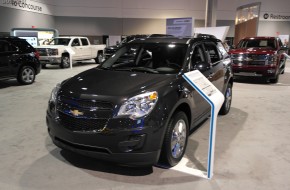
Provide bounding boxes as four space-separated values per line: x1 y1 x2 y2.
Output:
1 0 290 20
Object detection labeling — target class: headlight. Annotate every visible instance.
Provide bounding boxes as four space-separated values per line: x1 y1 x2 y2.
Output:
49 49 58 55
49 83 61 103
265 55 276 65
117 91 158 119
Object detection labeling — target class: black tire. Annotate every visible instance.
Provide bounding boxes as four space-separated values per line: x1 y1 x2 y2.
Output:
60 55 70 69
270 73 279 83
17 65 35 85
42 63 47 69
219 83 232 115
95 52 103 64
159 111 189 167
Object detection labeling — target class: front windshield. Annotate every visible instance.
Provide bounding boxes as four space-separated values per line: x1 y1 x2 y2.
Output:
101 43 187 74
237 39 276 49
48 38 70 45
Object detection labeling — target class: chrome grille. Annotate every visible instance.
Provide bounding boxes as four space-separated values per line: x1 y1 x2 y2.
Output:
57 96 114 132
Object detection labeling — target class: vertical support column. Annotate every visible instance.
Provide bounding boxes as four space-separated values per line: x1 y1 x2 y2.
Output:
205 0 217 27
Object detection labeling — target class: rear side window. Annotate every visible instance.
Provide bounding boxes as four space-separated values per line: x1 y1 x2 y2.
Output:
81 38 89 46
0 41 18 53
11 40 34 53
204 42 221 63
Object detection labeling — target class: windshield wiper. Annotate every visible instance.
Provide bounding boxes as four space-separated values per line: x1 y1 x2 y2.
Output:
99 66 114 70
115 67 158 74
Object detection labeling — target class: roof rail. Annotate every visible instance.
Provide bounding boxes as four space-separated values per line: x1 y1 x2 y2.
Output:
195 33 217 39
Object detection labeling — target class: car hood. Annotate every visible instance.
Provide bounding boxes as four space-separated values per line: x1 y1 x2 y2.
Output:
59 67 175 100
229 47 277 55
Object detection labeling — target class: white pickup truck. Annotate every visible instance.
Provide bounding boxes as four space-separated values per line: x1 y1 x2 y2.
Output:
36 37 106 68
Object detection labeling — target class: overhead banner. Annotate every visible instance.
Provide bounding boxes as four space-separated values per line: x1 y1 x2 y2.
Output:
0 0 53 15
166 17 194 37
261 12 290 21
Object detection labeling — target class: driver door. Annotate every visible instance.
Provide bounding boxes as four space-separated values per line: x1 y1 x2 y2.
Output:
70 38 82 60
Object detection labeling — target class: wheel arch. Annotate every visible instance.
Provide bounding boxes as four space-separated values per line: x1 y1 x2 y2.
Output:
18 62 37 74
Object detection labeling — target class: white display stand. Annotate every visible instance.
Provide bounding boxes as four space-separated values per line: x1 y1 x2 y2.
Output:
65 48 75 69
170 70 224 179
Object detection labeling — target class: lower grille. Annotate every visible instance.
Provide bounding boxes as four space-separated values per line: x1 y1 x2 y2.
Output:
58 112 108 132
233 60 266 66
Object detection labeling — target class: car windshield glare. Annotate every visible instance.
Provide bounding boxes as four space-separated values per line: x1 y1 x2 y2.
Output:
238 39 276 49
48 38 71 46
101 43 187 74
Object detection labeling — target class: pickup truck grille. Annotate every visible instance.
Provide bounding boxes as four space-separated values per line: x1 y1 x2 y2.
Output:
231 54 271 66
56 96 114 132
232 60 266 65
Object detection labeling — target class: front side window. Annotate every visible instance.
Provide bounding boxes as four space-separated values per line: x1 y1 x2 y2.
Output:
71 39 80 46
48 38 71 46
101 43 187 74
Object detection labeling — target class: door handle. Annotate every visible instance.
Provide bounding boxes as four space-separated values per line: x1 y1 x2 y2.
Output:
208 73 214 78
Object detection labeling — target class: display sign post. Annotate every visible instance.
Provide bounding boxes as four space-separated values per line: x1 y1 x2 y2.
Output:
65 48 75 69
170 70 224 179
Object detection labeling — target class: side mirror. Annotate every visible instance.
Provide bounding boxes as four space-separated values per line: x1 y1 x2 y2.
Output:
280 45 289 50
194 62 212 72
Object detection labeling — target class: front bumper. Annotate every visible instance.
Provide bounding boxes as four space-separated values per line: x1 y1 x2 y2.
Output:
46 110 165 166
233 65 278 78
40 56 62 65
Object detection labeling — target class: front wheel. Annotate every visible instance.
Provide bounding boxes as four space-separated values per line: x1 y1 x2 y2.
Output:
269 73 279 83
159 111 189 167
219 83 232 115
17 66 35 85
95 52 103 64
60 55 70 68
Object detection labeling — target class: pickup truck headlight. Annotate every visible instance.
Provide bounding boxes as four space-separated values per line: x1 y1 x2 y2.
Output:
265 55 276 65
117 91 158 119
48 49 58 56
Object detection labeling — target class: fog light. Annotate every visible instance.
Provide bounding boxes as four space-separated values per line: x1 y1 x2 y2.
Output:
267 69 275 74
118 134 146 152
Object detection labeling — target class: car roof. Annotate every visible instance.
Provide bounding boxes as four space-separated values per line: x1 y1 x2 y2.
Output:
129 36 221 45
0 37 23 41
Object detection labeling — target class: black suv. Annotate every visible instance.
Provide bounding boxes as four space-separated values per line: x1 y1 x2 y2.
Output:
0 37 41 85
46 36 233 167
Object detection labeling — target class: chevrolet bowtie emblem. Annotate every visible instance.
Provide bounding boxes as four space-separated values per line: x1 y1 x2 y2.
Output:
70 109 84 117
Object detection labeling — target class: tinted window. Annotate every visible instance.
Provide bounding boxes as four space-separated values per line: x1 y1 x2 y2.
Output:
204 42 221 63
48 38 70 45
81 38 89 46
101 43 187 74
72 39 80 46
0 41 19 53
191 44 205 64
11 40 33 52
